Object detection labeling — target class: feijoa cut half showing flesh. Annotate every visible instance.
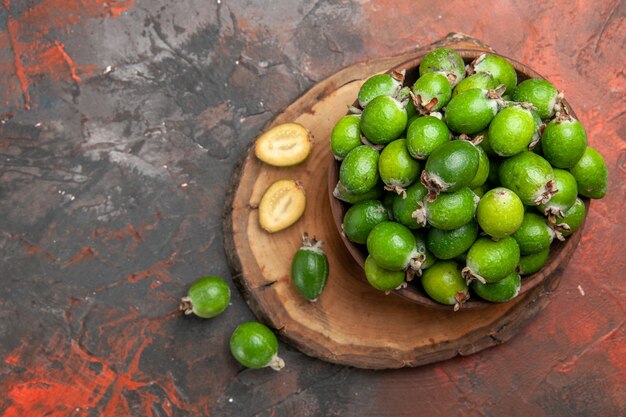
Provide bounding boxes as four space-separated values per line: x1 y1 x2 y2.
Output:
258 179 306 233
291 233 329 302
180 276 231 318
230 322 284 370
255 122 313 167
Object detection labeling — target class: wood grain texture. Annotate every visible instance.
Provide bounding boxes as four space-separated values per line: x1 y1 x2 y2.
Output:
224 33 587 368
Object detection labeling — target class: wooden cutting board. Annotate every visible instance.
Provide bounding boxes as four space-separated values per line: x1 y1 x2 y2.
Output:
222 33 584 369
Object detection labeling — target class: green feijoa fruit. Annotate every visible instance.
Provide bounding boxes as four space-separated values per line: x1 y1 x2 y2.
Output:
411 72 452 112
511 212 554 255
549 198 586 238
366 221 418 271
330 115 362 160
469 53 517 94
569 146 608 199
421 261 469 310
476 187 525 238
538 169 578 220
541 116 588 168
358 73 402 107
180 276 230 318
291 234 329 301
512 78 559 120
333 180 383 204
413 230 436 271
342 200 389 244
419 47 466 87
499 151 557 206
413 187 479 231
426 220 479 260
453 72 498 96
421 139 479 200
468 145 490 189
364 255 406 292
488 106 535 156
517 247 550 276
339 145 380 194
444 89 499 134
463 236 521 283
360 95 408 145
230 322 284 370
378 139 421 195
392 181 428 229
471 271 521 302
406 115 450 160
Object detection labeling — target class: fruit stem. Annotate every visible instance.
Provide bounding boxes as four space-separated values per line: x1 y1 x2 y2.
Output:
534 180 558 205
391 69 406 83
461 266 486 285
420 170 444 202
453 291 470 311
360 134 384 151
408 253 426 273
384 183 407 199
301 232 324 252
409 90 439 115
179 296 194 315
267 354 285 371
411 201 428 227
348 105 362 115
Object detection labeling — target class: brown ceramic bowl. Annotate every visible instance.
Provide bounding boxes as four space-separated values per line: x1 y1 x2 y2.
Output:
328 49 589 310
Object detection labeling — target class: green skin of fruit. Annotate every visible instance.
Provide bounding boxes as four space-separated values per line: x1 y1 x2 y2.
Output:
392 181 428 229
333 180 383 204
378 139 421 191
406 115 450 160
478 129 496 157
358 73 401 108
553 198 586 237
183 276 231 318
499 151 556 206
291 239 329 301
541 118 588 169
423 140 480 194
419 47 466 87
342 200 389 244
364 255 406 292
569 146 608 199
360 95 407 145
406 100 418 120
476 187 525 238
330 115 362 160
367 221 417 271
512 78 558 120
465 236 521 283
511 212 554 255
339 145 380 194
471 271 521 302
426 220 479 260
471 54 517 95
538 169 578 218
488 106 536 157
230 322 281 369
412 72 452 112
472 183 489 198
417 187 479 231
518 247 550 276
453 73 498 96
467 145 490 189
421 260 469 307
444 89 499 134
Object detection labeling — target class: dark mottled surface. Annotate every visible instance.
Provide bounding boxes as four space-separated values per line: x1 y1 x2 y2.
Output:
0 1 624 416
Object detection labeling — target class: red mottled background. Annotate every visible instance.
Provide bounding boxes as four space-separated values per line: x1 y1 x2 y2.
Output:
0 0 624 416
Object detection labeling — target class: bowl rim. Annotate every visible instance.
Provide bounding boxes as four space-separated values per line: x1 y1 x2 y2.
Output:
328 48 589 310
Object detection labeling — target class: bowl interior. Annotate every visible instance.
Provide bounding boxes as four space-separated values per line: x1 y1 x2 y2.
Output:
328 49 587 310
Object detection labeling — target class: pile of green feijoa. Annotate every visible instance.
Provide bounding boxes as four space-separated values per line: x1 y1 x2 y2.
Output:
331 48 608 310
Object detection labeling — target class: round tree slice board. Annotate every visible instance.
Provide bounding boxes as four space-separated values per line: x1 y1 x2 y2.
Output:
223 33 584 369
